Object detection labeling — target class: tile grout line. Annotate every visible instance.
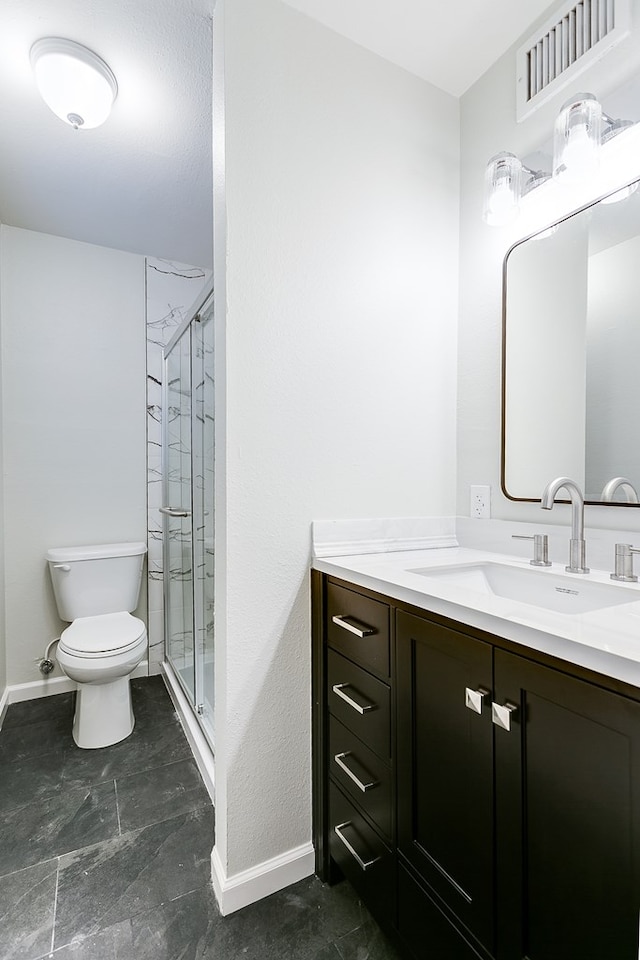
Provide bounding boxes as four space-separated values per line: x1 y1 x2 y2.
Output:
113 779 122 836
50 859 60 956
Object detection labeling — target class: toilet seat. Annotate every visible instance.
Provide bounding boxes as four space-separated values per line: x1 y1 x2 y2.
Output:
60 612 146 658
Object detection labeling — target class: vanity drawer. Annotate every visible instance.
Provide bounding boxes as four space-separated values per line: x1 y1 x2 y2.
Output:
329 782 395 927
327 581 390 679
327 649 390 760
329 715 391 839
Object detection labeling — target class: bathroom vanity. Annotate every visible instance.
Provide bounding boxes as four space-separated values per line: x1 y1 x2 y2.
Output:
312 547 640 960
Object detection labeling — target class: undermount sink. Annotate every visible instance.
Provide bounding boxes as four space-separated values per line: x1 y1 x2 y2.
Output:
408 562 640 615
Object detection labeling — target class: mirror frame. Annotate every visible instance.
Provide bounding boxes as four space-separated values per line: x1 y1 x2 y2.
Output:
500 176 640 507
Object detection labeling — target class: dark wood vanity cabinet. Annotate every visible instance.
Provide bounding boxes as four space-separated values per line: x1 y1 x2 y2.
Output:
313 574 396 928
493 649 640 960
396 611 495 958
313 571 640 960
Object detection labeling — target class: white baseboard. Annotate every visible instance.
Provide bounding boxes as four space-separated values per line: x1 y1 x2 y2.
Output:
211 841 315 916
161 660 215 804
2 660 150 707
0 685 9 726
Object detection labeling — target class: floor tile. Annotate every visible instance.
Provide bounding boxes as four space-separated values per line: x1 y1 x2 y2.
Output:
0 751 69 817
60 712 191 791
118 886 219 960
199 877 366 960
0 780 119 877
116 757 210 832
131 675 170 703
43 921 131 960
2 692 75 730
0 716 70 765
334 915 403 960
0 860 57 960
54 806 214 947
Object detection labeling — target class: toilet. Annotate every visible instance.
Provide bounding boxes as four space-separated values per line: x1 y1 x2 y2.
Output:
46 541 148 749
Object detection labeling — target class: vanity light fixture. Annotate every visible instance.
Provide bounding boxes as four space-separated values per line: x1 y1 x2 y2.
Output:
553 94 602 185
30 38 118 129
482 153 549 227
484 91 638 227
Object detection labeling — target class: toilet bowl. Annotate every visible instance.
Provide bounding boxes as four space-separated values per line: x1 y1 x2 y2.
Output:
46 542 147 749
57 612 147 748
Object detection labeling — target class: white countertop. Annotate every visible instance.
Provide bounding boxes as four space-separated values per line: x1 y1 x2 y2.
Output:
313 547 640 689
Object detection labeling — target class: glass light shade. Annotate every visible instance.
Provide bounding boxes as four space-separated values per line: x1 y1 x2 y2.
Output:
483 153 522 226
30 38 117 129
599 181 639 204
553 94 602 185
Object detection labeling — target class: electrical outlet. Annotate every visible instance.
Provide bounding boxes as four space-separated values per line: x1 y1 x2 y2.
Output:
470 485 491 519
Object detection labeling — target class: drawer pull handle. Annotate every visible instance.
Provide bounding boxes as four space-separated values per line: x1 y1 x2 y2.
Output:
465 686 491 715
332 683 376 715
334 752 377 793
334 822 380 871
492 700 519 732
332 615 376 638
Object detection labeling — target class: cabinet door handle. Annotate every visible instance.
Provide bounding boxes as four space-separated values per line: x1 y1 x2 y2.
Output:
332 683 376 715
332 615 376 638
334 822 380 871
465 686 491 715
492 701 519 732
334 752 377 792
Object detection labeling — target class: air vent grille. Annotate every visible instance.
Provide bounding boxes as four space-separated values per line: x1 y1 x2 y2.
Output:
517 0 631 121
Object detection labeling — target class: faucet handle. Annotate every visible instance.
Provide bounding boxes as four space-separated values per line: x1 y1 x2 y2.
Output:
512 534 551 567
611 543 640 582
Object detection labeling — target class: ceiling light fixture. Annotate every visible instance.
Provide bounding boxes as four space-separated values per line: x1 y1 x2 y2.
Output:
30 38 118 130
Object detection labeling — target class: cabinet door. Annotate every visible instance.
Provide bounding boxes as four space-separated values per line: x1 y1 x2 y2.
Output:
495 649 640 960
396 612 494 956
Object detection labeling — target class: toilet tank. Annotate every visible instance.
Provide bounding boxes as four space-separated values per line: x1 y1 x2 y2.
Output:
46 542 147 622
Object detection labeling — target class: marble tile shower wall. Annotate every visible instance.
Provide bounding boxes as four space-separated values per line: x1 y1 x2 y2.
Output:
146 258 211 674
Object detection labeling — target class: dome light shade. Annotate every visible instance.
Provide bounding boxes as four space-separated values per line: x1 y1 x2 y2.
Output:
30 38 117 130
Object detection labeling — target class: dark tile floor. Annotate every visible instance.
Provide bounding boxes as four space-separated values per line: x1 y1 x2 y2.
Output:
0 676 400 960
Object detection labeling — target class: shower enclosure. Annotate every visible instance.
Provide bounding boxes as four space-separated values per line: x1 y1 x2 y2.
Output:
161 287 215 747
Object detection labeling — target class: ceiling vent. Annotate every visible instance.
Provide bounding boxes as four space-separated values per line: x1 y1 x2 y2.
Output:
517 0 631 121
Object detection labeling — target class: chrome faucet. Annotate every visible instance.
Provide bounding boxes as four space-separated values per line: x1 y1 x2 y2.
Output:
600 476 639 504
541 477 589 574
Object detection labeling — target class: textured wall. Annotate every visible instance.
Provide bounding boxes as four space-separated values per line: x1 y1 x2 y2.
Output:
0 226 146 685
216 0 460 878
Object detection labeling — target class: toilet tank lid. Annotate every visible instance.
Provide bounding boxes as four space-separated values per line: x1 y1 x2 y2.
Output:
46 542 147 562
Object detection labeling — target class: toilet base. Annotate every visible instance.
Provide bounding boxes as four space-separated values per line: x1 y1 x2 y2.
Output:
73 676 135 749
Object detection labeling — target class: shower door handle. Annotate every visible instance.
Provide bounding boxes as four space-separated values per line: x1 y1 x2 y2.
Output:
160 506 192 518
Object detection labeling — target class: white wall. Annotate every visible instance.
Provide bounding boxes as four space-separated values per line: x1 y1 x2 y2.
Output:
215 0 460 882
0 226 147 685
457 8 640 532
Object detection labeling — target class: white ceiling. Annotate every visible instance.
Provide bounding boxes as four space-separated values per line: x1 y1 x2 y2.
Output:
0 0 559 269
281 0 558 96
0 0 214 269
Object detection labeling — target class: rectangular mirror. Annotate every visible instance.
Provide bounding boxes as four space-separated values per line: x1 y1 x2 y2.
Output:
502 177 640 506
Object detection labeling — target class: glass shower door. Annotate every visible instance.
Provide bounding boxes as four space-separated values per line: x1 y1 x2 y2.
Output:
162 326 196 703
192 297 215 741
162 288 214 747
